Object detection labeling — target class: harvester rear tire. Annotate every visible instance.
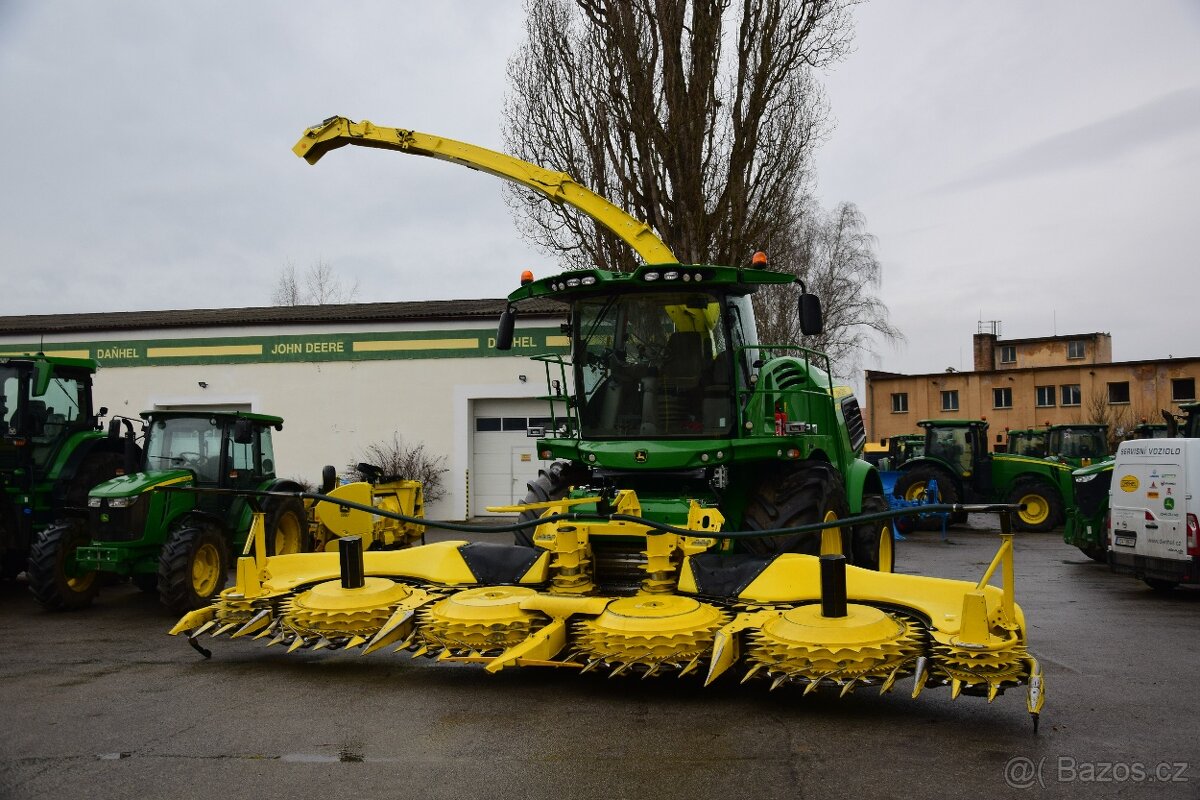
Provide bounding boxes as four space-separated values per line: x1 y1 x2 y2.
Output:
851 494 893 572
1007 479 1063 533
742 462 851 557
893 464 960 530
266 498 310 556
158 523 229 614
27 520 99 611
514 461 589 546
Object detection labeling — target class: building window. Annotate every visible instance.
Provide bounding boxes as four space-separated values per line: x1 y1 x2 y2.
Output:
999 345 1016 364
1067 340 1085 359
1107 381 1130 404
941 390 959 412
993 387 1013 409
1061 384 1081 406
1173 377 1196 402
891 393 909 413
1035 385 1055 407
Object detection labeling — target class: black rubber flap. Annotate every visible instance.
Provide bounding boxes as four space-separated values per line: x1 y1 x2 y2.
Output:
686 553 777 598
457 542 544 584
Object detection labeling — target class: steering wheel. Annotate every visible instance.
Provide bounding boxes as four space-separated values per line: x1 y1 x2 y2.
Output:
174 451 202 466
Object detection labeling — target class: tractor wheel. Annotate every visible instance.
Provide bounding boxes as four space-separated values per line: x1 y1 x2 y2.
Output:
742 462 851 557
514 461 589 546
1080 544 1108 563
266 498 310 556
27 520 99 611
321 465 338 494
851 494 894 572
157 522 229 613
893 465 960 530
1006 480 1063 533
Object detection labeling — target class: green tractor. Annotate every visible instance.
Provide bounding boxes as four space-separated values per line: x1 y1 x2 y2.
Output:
878 433 924 472
27 409 309 613
498 261 889 575
892 419 1074 532
0 353 136 580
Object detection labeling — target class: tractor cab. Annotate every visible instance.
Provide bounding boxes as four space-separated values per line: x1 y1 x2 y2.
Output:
1 356 101 474
920 419 990 489
1005 428 1047 458
137 410 282 496
1044 424 1108 467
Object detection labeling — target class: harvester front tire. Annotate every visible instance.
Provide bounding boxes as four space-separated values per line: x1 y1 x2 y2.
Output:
742 463 851 557
1006 479 1063 533
851 494 894 572
158 523 229 614
27 520 99 611
893 464 960 530
515 461 588 546
266 498 310 556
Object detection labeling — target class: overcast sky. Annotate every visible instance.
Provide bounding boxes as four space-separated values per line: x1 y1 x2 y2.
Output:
2 1 1197 378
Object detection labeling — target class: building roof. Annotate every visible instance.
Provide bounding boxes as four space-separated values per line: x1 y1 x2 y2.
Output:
978 331 1110 346
0 298 567 336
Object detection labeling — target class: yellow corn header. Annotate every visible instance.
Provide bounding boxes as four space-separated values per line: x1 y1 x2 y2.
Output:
171 492 1045 729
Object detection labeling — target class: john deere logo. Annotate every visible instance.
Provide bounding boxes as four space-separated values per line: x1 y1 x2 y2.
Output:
634 450 648 463
1119 475 1139 492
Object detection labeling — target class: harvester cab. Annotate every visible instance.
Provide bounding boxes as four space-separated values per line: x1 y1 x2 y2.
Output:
28 409 309 613
0 354 134 580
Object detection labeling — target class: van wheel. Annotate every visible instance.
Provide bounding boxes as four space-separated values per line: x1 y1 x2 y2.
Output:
1144 578 1177 592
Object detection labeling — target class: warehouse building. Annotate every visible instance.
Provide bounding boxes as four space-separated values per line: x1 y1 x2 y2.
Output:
0 299 569 520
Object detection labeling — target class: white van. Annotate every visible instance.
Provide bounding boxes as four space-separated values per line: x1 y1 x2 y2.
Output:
1108 438 1200 590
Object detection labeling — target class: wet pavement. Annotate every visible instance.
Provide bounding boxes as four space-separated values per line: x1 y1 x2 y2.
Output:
1 521 1198 799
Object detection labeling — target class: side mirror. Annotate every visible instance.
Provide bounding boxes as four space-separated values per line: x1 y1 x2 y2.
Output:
495 307 516 351
233 418 255 444
798 293 823 336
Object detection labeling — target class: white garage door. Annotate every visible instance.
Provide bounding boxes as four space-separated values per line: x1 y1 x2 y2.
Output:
471 398 558 517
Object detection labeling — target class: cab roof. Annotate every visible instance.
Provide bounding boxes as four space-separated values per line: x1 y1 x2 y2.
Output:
140 409 284 427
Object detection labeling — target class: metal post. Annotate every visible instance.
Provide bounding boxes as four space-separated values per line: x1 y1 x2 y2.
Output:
338 535 365 590
819 554 848 618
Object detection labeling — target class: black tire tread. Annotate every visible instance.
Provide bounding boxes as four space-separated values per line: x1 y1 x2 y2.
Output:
157 523 229 614
1007 478 1064 533
514 461 588 546
27 520 98 611
742 462 851 557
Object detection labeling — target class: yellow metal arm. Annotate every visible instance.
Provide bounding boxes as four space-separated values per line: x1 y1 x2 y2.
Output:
293 116 678 265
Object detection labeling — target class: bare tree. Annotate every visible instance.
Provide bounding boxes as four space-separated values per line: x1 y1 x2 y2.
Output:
271 259 359 306
505 0 853 270
753 201 903 379
347 433 449 504
505 0 900 375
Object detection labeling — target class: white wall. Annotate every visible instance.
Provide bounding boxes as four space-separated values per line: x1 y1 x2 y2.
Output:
90 353 543 520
